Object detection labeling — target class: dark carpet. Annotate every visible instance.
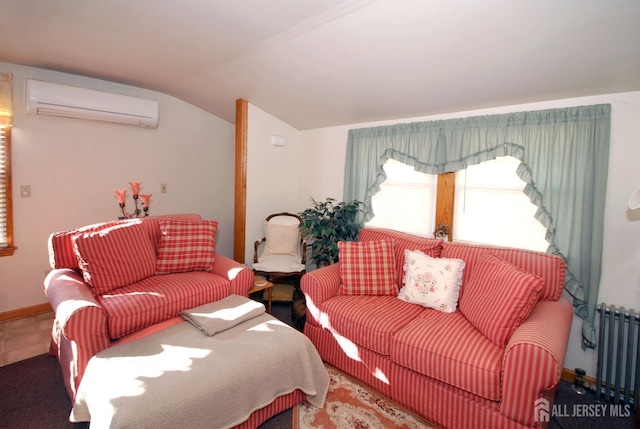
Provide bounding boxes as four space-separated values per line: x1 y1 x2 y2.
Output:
549 381 636 429
0 302 636 428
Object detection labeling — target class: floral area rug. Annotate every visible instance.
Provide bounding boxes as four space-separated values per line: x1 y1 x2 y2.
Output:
293 365 434 429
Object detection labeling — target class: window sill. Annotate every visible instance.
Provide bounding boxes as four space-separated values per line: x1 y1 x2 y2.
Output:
0 246 17 257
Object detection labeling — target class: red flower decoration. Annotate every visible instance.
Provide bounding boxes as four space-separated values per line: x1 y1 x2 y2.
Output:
139 194 152 208
129 181 141 196
114 189 127 205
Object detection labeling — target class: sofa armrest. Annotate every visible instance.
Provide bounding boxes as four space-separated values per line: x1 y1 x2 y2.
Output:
301 263 341 326
44 269 111 399
44 269 110 346
500 295 573 426
211 254 254 296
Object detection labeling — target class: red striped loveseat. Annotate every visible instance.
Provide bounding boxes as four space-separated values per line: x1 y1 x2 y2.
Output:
302 227 573 429
44 214 254 400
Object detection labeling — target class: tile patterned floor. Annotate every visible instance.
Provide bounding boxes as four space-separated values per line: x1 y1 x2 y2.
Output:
0 311 54 367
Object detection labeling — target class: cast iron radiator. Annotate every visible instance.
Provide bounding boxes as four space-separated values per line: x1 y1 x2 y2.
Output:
595 303 640 405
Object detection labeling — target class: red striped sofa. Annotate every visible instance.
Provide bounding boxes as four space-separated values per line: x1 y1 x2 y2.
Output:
302 227 573 429
44 214 254 401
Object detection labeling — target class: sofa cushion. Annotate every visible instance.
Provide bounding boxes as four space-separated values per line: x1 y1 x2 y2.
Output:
138 214 203 255
96 271 231 339
338 239 397 295
319 295 424 356
459 251 544 347
156 219 218 274
441 241 565 301
72 221 156 295
49 220 122 270
48 214 203 271
398 250 465 313
359 227 443 289
262 222 301 257
390 309 504 401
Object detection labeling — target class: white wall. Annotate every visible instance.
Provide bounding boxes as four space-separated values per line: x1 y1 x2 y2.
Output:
3 61 639 378
244 103 301 265
299 91 640 377
0 62 236 314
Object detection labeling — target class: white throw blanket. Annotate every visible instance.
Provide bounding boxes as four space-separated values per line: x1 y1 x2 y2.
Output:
180 294 266 335
70 297 329 429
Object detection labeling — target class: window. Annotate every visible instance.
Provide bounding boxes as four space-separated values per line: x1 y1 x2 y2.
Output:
367 157 547 251
453 157 548 251
367 159 437 236
0 124 14 255
0 72 15 257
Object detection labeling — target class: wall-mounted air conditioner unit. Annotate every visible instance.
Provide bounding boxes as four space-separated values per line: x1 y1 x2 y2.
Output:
25 79 159 129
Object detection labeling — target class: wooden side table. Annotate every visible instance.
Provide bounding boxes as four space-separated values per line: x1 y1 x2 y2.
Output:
248 277 274 314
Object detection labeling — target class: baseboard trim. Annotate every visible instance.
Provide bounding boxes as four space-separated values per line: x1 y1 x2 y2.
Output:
0 303 53 322
562 367 597 386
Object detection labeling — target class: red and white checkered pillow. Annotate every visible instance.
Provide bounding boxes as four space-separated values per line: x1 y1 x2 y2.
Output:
338 239 397 295
156 219 218 274
459 250 544 347
72 221 156 295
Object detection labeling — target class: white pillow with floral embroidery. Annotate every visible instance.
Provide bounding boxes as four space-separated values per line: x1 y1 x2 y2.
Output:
398 249 465 313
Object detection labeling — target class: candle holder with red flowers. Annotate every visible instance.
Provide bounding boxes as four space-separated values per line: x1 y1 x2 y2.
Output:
114 181 152 219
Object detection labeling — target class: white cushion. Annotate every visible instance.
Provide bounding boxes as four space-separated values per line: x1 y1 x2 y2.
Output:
261 220 301 258
253 254 305 274
397 249 465 313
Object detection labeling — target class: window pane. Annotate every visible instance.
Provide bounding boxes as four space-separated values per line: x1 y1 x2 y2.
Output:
453 157 548 251
366 159 437 236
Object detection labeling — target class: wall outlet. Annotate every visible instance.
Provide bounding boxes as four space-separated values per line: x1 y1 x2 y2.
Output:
20 185 31 198
160 184 167 193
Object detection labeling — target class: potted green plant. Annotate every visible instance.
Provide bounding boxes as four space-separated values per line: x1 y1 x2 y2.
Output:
299 197 363 268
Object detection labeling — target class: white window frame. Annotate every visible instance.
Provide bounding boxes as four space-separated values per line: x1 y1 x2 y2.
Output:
366 159 438 236
366 157 548 252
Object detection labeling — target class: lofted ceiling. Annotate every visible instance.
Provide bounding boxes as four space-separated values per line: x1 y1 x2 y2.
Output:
1 0 640 130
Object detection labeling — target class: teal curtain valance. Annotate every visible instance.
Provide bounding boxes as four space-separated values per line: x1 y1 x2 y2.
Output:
344 104 611 349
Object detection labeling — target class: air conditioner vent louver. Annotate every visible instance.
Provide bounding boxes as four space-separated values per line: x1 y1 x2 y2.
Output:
25 79 158 129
